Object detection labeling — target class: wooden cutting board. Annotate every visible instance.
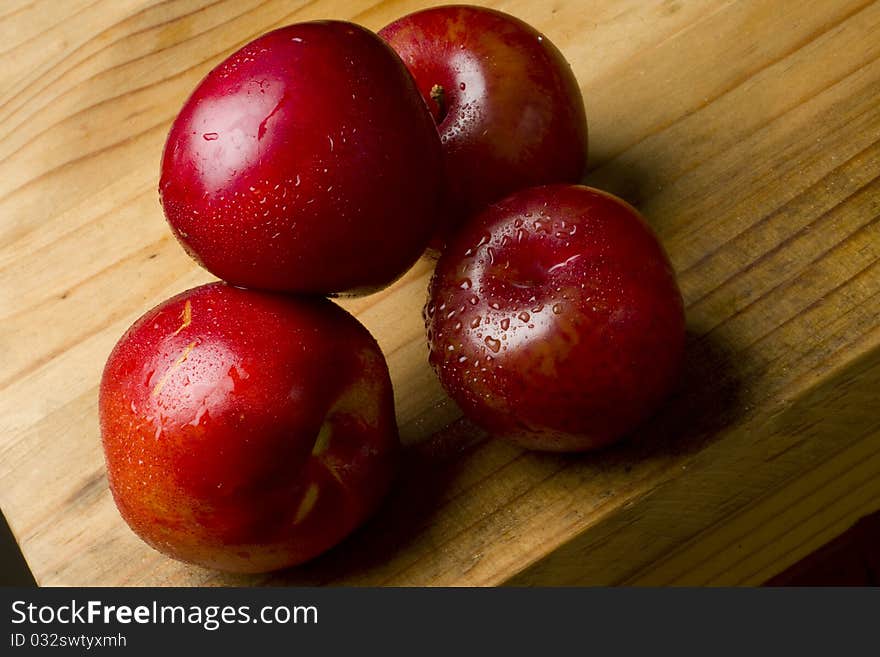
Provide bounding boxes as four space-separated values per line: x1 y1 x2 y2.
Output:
2 0 879 587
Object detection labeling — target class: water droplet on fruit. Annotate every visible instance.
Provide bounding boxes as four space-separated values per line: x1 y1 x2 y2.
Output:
490 302 500 310
469 316 481 329
469 296 479 305
487 247 496 265
484 336 501 353
457 355 468 363
547 253 582 274
518 311 530 323
203 132 219 141
552 303 563 314
459 278 472 290
459 82 466 90
500 318 510 330
514 218 524 228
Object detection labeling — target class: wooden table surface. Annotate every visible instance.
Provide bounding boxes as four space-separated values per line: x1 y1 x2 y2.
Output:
1 0 879 586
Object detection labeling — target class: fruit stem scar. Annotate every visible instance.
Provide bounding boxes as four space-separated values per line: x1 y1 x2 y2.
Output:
430 84 447 122
151 341 196 397
173 300 192 336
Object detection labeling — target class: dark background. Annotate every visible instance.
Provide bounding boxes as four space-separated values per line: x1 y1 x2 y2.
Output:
0 513 35 587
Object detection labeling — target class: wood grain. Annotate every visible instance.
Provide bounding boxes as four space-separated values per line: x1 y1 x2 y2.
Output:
627 428 880 586
1 0 878 586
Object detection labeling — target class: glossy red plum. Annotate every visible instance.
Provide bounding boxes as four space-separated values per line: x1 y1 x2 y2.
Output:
99 283 399 572
426 185 685 452
160 21 445 295
380 5 588 240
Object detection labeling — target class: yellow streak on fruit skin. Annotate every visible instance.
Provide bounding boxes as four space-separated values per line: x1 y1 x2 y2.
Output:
303 346 383 496
151 341 195 397
312 422 332 455
310 423 346 487
321 459 345 486
172 300 192 336
293 483 319 524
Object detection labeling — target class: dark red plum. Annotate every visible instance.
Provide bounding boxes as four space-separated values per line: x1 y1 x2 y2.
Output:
160 21 445 295
380 6 588 242
99 283 399 572
426 185 685 452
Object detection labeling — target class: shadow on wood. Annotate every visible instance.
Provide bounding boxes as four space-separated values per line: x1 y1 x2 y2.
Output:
204 324 744 585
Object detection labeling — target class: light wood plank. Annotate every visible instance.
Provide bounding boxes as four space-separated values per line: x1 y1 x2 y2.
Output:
1 0 878 586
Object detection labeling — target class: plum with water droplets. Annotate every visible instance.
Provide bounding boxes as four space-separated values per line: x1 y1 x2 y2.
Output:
160 21 444 295
99 282 399 572
425 185 685 452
